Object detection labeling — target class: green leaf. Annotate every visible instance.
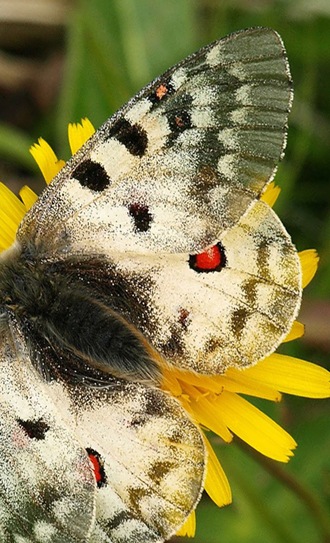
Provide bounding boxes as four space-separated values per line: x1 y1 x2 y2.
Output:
0 122 36 171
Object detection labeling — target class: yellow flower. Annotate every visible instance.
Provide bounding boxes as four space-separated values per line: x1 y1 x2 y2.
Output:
0 119 94 251
1 119 329 539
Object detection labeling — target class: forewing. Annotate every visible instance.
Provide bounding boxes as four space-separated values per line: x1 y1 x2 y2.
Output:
43 379 205 542
0 321 96 543
108 201 302 373
19 27 292 256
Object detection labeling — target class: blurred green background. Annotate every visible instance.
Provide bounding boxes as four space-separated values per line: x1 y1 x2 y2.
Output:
0 1 329 542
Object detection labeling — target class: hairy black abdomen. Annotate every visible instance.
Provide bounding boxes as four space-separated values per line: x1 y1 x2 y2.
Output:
0 242 161 386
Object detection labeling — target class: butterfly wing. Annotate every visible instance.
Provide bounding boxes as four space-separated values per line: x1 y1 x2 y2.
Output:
15 27 297 375
44 379 205 542
0 321 96 542
0 320 205 542
105 200 301 373
19 27 292 256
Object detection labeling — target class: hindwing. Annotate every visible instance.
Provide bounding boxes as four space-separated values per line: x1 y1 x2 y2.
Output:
0 321 205 543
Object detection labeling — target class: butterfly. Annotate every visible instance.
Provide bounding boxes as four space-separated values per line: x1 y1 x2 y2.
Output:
0 27 300 542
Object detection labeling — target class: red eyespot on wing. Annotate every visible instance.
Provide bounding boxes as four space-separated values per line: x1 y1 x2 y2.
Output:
195 246 221 269
156 83 168 99
87 448 107 488
89 453 101 483
189 242 226 273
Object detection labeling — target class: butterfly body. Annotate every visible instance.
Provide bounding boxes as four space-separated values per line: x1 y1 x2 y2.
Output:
0 241 163 385
0 27 300 542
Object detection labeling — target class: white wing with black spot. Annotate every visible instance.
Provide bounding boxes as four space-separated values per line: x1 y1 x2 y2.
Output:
0 320 205 543
14 27 298 376
18 27 292 257
0 322 96 543
107 200 301 373
43 379 205 543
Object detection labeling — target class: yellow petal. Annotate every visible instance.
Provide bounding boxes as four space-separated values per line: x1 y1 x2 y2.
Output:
0 239 8 253
166 366 279 401
0 182 26 224
245 353 330 398
169 368 223 391
0 211 18 249
0 182 27 251
161 369 183 396
299 249 319 289
221 369 282 401
204 435 232 507
19 185 38 211
176 511 196 538
186 389 233 443
282 320 305 343
213 391 297 462
68 118 95 155
260 181 281 207
30 138 65 184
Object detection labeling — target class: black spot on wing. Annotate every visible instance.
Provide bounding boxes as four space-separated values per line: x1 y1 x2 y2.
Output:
105 511 132 532
242 279 258 307
168 110 192 138
109 118 148 157
204 336 223 357
144 389 172 418
128 203 153 232
256 238 272 281
17 418 50 440
130 413 147 427
178 308 190 330
72 159 110 192
167 427 185 445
